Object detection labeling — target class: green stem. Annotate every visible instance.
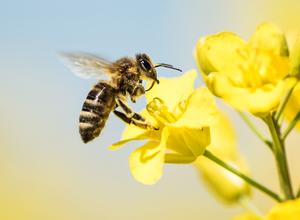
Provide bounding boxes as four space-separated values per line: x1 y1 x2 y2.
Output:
282 111 300 140
275 86 294 122
238 111 272 150
203 150 282 202
265 115 294 200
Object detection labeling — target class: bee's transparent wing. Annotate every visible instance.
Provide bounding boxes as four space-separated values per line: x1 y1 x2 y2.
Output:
60 52 112 79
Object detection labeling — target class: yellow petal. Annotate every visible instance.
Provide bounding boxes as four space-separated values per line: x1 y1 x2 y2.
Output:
146 70 197 112
266 198 300 220
172 87 218 128
129 139 166 185
165 126 210 157
109 124 155 150
109 133 150 151
164 153 196 164
249 22 289 56
206 72 286 115
195 32 246 79
194 156 251 204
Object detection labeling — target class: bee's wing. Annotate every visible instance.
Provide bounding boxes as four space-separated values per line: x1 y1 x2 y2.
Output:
60 52 112 79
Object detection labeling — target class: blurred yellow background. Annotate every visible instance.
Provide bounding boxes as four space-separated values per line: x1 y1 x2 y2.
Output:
1 0 300 219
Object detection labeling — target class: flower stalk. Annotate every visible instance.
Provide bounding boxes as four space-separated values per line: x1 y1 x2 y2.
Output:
203 150 282 202
265 114 294 200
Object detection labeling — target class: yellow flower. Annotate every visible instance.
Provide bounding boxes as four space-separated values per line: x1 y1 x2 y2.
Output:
195 22 294 116
194 110 251 204
233 198 300 220
266 198 300 220
110 70 218 184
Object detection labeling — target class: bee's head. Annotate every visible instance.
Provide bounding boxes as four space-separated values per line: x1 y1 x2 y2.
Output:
136 53 159 84
136 53 182 91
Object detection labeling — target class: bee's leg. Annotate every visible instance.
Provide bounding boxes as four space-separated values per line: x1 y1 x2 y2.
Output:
114 98 158 130
115 98 136 117
113 110 132 124
116 98 146 123
113 110 150 129
130 84 145 103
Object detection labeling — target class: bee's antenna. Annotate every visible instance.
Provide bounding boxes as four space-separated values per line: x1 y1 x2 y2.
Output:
155 63 182 72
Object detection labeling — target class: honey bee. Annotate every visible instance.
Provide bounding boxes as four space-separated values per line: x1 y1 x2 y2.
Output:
61 52 181 143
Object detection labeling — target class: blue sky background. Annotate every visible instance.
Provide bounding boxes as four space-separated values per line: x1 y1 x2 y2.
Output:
1 0 300 219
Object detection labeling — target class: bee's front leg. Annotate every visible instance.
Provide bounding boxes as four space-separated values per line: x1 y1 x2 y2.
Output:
130 84 145 103
114 98 158 130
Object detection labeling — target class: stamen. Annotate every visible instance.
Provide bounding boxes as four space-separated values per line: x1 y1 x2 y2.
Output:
146 98 177 124
241 47 288 88
236 47 266 87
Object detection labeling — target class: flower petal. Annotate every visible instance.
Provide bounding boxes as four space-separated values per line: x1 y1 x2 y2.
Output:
164 153 196 164
249 22 289 56
266 198 300 220
172 87 218 128
206 72 287 115
109 133 150 151
146 70 197 112
165 126 210 157
195 32 246 78
129 139 166 185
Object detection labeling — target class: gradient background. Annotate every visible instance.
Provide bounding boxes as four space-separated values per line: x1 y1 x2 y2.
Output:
1 0 300 219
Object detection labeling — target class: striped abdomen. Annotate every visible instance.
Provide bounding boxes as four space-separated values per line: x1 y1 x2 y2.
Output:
79 82 116 143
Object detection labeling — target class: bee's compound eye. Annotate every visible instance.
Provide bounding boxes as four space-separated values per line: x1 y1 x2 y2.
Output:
140 59 152 72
